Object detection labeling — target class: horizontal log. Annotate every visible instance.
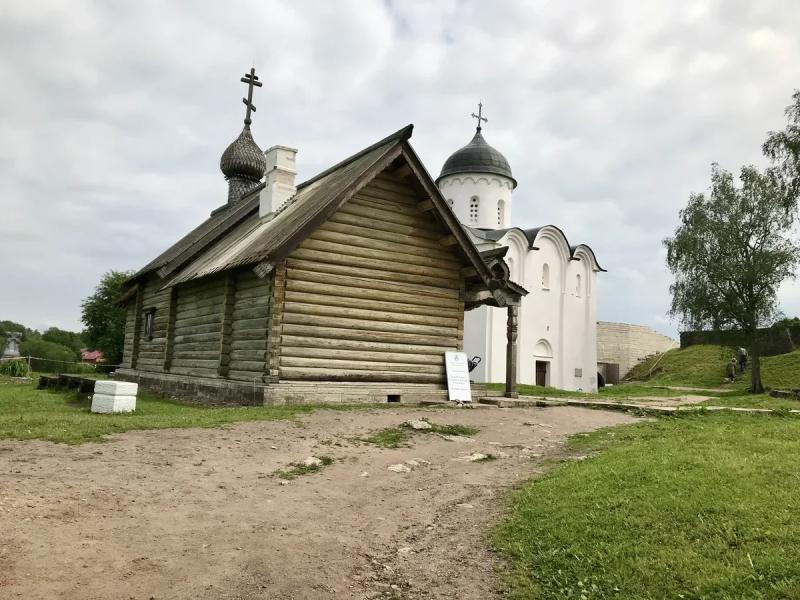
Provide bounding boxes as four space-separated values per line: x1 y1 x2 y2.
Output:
174 313 223 328
232 295 270 310
299 237 461 271
367 177 419 198
284 289 461 318
328 211 441 241
230 328 267 341
280 356 444 375
310 225 458 263
336 202 439 232
287 250 460 286
228 360 265 373
280 345 446 365
169 366 219 378
231 317 268 331
281 323 457 347
349 195 418 219
174 296 224 312
230 348 265 362
279 366 443 383
282 301 459 328
172 323 222 337
172 352 221 362
173 331 221 344
170 358 220 368
280 335 455 356
231 339 267 351
231 306 269 321
137 350 165 360
234 274 270 291
357 184 418 205
228 370 266 382
281 312 458 337
286 267 460 300
174 306 225 322
164 341 220 353
234 285 271 301
317 219 452 254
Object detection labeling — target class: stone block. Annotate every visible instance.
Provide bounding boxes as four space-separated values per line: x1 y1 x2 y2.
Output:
94 380 139 396
91 394 137 413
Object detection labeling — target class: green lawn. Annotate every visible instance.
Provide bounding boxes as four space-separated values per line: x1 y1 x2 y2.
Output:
486 382 726 400
0 377 351 444
493 413 800 599
701 393 800 411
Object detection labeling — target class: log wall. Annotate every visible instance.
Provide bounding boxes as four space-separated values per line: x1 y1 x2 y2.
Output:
228 269 272 382
134 278 172 372
280 173 466 384
170 275 226 378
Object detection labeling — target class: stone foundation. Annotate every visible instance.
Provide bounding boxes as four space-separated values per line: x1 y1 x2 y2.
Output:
116 369 450 407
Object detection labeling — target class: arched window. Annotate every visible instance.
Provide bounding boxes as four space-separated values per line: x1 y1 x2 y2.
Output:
541 263 550 289
576 273 582 297
497 199 505 226
469 196 479 224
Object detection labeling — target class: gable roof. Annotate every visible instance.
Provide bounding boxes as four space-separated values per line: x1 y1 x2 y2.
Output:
125 125 511 297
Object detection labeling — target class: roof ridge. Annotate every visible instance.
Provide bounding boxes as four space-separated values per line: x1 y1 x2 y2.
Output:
297 124 413 190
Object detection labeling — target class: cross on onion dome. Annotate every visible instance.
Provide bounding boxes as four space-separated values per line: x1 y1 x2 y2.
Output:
240 67 263 126
471 101 488 131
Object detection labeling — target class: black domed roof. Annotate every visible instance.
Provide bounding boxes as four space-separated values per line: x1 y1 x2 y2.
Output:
437 128 516 188
220 125 266 181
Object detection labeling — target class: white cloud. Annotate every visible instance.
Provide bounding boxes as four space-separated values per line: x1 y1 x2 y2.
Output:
0 0 798 337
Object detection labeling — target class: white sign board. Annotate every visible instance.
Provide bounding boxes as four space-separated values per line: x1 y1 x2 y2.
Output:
445 351 472 402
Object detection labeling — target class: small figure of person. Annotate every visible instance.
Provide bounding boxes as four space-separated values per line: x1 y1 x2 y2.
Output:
738 347 748 372
726 358 737 381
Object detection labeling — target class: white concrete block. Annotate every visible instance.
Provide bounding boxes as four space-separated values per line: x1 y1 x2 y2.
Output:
94 380 138 396
91 394 137 413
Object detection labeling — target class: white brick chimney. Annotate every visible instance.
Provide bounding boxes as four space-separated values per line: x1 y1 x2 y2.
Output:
259 145 298 217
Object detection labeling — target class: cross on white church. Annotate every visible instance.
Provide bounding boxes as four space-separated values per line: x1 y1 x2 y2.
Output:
436 105 604 391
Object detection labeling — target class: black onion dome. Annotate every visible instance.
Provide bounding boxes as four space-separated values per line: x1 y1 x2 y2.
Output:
437 128 516 188
220 125 266 181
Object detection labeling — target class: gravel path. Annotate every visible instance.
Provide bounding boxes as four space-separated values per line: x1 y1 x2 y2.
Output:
0 405 637 599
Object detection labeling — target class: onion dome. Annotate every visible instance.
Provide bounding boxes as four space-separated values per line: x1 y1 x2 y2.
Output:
220 125 266 182
437 128 516 188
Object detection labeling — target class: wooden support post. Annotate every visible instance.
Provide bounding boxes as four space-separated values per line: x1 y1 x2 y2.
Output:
217 272 236 378
505 305 519 398
130 287 144 370
266 261 287 383
162 286 178 372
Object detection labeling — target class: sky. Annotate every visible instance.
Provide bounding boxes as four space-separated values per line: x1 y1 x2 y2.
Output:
0 0 798 338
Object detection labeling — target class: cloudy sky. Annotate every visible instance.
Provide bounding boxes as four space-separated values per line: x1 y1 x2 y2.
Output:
1 0 798 337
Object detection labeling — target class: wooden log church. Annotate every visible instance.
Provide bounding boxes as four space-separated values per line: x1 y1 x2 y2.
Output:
117 70 525 405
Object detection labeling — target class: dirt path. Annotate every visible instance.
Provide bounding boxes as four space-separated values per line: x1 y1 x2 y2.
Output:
0 405 637 600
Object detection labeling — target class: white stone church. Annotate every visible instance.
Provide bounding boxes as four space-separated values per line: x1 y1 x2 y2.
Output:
436 119 604 391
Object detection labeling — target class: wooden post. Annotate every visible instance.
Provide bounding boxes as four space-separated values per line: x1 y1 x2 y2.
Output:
217 272 236 378
162 286 178 372
505 304 519 398
266 261 287 383
130 287 144 370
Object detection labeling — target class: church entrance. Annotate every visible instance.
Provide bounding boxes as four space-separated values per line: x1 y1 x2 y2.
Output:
535 360 549 387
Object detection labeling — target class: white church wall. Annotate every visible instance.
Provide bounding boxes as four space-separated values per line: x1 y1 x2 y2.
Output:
438 174 514 229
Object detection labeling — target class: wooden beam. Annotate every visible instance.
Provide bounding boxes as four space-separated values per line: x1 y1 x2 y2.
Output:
130 286 144 369
217 272 236 378
505 305 519 398
392 163 414 178
439 235 458 247
162 286 178 372
416 199 435 212
460 266 477 278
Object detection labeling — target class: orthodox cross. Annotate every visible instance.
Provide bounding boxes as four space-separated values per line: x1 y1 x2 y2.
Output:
471 102 487 131
240 67 262 126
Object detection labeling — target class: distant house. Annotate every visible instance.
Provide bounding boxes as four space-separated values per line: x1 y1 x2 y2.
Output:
80 349 104 364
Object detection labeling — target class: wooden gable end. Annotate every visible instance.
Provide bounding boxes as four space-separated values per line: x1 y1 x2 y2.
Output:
277 168 467 384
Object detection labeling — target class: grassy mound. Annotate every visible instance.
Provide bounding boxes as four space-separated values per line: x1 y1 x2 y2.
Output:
627 344 800 390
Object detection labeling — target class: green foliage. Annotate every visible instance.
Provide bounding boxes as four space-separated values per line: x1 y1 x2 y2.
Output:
359 420 480 448
493 413 800 599
41 327 85 354
0 359 30 377
664 165 800 392
81 270 134 366
273 456 335 480
773 316 800 328
763 89 800 203
19 339 79 373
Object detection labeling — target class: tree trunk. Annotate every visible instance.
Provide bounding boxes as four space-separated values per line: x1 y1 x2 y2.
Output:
750 331 763 393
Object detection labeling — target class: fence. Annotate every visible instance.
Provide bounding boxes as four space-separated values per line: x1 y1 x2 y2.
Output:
0 355 121 375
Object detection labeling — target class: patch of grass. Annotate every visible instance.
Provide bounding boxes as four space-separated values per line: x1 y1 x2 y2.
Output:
359 420 480 448
761 349 800 390
360 427 410 448
0 377 377 444
701 393 800 411
493 413 800 599
486 383 592 398
422 422 479 436
274 455 334 480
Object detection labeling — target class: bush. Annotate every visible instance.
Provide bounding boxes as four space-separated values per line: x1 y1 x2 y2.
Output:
19 339 79 373
0 359 30 377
